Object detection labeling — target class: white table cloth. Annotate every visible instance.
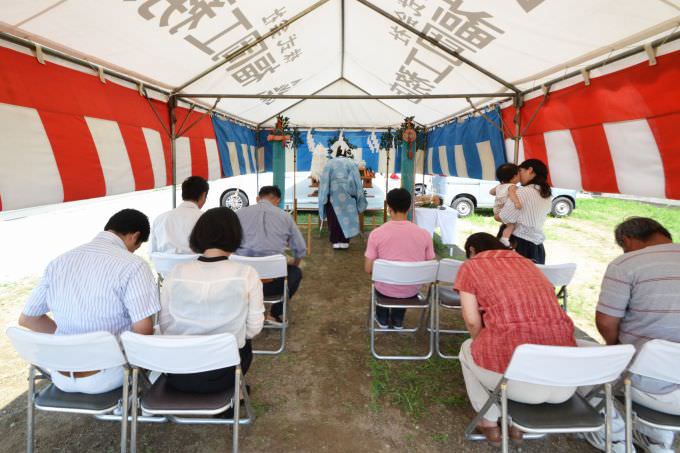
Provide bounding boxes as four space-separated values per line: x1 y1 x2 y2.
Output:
414 206 458 245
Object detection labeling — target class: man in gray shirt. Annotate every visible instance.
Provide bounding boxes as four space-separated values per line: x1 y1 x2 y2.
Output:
236 186 306 324
593 217 680 452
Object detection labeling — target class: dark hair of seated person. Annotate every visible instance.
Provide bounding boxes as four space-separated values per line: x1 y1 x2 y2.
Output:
181 175 209 202
104 209 150 244
258 185 282 199
386 188 412 213
189 207 243 254
464 232 510 259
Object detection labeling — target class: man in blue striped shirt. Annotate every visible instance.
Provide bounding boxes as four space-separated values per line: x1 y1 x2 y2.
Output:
19 209 160 394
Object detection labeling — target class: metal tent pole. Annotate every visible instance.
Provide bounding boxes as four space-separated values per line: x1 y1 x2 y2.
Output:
255 127 260 192
177 93 509 99
354 0 520 94
173 0 330 94
169 96 178 208
512 95 523 164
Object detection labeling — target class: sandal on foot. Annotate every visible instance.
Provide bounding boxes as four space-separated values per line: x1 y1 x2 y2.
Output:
475 424 501 447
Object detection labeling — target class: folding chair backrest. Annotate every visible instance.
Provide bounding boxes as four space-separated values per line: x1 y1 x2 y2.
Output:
230 254 287 279
6 327 126 371
121 332 240 374
372 260 439 286
505 343 635 387
436 259 464 284
629 339 680 385
150 252 199 277
536 263 577 287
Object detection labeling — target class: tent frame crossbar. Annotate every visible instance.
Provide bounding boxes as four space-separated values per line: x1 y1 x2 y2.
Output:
354 0 521 95
0 32 258 129
174 93 509 100
257 78 342 127
426 29 680 130
521 29 680 98
177 99 220 137
172 0 330 94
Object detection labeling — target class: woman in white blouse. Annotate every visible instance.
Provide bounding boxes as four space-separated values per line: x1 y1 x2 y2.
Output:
498 159 552 264
159 207 264 393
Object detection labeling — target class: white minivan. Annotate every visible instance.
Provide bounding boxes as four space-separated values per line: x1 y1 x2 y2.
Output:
206 171 400 212
430 176 577 218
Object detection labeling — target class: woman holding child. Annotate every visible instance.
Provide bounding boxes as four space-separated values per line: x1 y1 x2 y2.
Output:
494 159 552 264
454 232 576 446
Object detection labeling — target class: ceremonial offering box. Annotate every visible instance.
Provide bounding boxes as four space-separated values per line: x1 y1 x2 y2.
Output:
415 194 442 208
359 168 375 189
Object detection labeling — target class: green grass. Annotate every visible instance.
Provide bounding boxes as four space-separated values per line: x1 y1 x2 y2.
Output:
368 357 466 420
571 198 680 238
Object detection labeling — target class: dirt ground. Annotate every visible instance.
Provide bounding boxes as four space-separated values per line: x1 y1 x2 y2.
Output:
0 226 601 453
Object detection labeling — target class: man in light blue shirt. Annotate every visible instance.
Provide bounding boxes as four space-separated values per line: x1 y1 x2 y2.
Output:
19 209 160 394
236 186 306 324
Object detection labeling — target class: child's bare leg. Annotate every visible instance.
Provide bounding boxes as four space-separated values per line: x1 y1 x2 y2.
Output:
500 223 515 247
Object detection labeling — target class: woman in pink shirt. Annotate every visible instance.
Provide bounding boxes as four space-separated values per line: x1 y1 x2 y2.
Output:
454 232 576 446
364 189 435 328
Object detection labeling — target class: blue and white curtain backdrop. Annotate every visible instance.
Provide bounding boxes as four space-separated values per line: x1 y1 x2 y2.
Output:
214 109 505 181
211 116 259 177
426 108 506 180
257 129 397 175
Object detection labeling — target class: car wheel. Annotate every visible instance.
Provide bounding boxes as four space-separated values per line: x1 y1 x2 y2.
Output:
220 189 249 211
551 197 574 217
452 197 474 217
414 183 427 196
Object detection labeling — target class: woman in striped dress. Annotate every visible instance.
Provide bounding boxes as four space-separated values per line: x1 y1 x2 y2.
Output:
497 159 552 264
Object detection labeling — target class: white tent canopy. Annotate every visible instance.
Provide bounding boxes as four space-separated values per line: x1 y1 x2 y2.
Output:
2 0 678 127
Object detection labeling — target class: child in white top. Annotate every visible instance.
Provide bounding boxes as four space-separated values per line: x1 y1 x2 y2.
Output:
490 163 522 247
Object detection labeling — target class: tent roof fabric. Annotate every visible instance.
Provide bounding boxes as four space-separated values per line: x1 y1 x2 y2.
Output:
1 0 678 127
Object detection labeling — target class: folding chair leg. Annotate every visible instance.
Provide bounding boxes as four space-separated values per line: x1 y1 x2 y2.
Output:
241 376 255 424
120 368 129 453
624 378 633 453
130 368 140 453
605 382 613 453
27 365 36 453
501 382 509 453
435 302 464 360
464 382 503 441
371 287 434 361
254 282 287 355
232 367 241 453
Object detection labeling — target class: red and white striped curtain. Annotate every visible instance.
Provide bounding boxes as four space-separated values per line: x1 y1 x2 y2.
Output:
0 46 220 212
501 50 680 200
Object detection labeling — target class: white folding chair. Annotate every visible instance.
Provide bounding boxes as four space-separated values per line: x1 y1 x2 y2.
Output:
120 332 253 453
369 259 439 360
6 327 130 453
230 254 288 355
622 339 680 453
536 263 576 312
464 343 635 453
434 259 467 359
149 252 199 282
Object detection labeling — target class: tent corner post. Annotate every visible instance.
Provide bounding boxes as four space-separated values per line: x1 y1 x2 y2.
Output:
512 95 523 165
169 95 178 209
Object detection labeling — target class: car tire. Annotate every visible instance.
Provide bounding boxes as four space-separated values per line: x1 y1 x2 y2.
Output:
220 189 249 211
551 197 574 217
452 197 475 217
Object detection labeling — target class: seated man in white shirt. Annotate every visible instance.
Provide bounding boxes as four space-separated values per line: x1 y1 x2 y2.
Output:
151 176 209 254
19 209 161 394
